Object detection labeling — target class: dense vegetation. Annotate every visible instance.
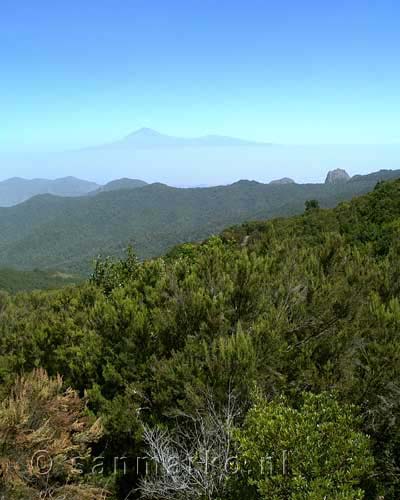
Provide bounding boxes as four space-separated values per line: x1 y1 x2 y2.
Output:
1 178 400 498
0 169 398 273
0 267 81 293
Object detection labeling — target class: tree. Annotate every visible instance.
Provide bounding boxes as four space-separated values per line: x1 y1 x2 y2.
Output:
305 199 320 211
91 246 140 295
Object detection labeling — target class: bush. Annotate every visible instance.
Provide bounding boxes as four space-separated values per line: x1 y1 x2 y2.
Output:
0 369 110 499
234 392 373 499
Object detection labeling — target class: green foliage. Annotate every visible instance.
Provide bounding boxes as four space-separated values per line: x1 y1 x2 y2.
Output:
90 246 140 294
234 392 373 499
1 179 400 497
0 267 81 293
304 198 320 211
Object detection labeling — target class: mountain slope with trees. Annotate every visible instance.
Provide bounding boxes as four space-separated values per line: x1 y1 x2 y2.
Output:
1 179 400 497
0 168 398 273
0 268 81 293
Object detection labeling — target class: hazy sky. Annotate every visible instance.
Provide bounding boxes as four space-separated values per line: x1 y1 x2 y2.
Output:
1 0 399 154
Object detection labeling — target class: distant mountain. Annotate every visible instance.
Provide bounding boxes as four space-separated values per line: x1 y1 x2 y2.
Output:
5 137 400 187
0 176 148 206
102 128 270 149
0 168 398 274
349 169 400 184
0 176 99 207
96 178 148 193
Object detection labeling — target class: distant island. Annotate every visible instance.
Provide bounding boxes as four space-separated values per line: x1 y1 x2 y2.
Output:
100 127 271 149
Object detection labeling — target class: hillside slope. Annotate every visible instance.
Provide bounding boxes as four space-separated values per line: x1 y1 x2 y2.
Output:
0 268 81 293
2 179 400 498
0 169 398 273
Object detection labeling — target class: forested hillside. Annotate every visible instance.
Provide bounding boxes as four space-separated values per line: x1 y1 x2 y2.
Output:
0 169 398 273
1 179 400 498
0 268 81 293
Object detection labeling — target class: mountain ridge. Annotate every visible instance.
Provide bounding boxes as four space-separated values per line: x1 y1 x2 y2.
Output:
0 168 399 273
0 176 100 207
0 176 150 207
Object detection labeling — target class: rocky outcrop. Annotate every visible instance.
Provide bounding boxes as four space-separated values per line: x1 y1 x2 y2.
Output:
325 169 350 184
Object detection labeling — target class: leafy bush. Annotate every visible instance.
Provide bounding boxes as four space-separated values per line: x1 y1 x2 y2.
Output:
234 392 373 499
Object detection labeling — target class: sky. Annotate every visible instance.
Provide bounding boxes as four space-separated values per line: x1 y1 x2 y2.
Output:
0 0 399 183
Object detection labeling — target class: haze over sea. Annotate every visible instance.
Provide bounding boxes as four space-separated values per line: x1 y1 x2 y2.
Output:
1 1 399 184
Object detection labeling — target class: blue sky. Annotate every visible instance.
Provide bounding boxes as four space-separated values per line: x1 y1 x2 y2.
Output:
1 0 399 152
